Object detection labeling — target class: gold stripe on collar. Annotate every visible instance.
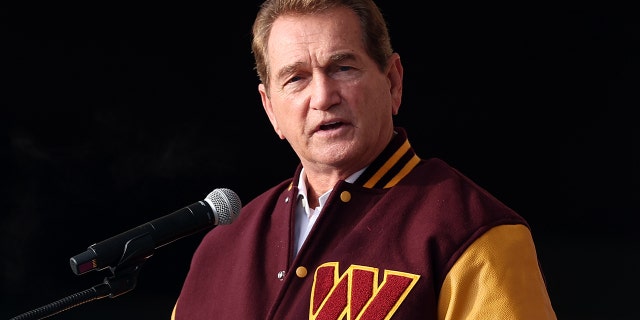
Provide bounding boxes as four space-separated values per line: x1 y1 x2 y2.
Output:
363 139 412 188
383 154 421 188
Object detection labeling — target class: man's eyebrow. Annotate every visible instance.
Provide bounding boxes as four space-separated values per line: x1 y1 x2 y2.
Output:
329 52 357 63
276 61 305 81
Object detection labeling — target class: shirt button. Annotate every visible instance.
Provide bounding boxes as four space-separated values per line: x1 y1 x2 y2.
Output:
340 191 351 202
296 266 308 278
277 270 286 280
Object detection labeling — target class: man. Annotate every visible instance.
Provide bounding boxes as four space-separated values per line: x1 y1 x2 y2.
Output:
172 0 557 319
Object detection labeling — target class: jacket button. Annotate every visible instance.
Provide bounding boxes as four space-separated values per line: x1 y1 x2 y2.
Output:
340 191 351 202
296 266 308 278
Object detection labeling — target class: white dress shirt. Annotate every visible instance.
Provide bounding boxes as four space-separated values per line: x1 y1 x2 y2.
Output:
293 167 366 256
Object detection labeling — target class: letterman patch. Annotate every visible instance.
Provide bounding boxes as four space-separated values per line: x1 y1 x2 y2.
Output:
310 262 420 320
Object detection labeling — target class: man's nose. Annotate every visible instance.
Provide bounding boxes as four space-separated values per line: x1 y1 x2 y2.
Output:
309 74 341 111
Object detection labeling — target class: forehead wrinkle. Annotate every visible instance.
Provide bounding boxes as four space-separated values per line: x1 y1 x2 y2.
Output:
274 50 357 85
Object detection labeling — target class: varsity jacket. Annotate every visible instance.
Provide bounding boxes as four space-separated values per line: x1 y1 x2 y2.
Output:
173 127 556 319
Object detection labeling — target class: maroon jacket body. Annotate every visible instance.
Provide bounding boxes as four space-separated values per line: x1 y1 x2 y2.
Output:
173 127 543 319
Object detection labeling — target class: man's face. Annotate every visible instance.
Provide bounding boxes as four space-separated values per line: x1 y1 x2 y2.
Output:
258 6 402 176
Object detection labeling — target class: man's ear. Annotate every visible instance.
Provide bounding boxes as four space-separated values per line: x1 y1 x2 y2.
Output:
387 53 403 115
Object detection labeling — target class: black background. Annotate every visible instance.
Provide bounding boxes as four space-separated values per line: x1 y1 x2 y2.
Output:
3 2 638 319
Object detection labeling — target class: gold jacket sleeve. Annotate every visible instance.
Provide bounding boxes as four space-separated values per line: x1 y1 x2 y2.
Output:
438 224 557 319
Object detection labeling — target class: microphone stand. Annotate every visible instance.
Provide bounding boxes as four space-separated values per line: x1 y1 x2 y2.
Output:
10 232 156 320
9 264 143 320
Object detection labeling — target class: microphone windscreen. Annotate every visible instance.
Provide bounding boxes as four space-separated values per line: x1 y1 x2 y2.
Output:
206 188 242 225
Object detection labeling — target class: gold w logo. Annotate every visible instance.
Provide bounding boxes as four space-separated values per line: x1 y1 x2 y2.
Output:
310 262 420 320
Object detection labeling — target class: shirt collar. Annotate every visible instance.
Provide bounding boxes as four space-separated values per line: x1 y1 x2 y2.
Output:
296 166 367 210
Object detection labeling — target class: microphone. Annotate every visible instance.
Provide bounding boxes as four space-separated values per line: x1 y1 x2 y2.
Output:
69 188 242 275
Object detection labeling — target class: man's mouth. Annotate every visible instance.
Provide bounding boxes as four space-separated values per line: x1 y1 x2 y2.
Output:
319 121 342 130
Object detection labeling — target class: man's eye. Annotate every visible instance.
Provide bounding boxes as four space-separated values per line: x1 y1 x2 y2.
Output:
337 65 353 72
283 74 303 86
288 75 302 83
